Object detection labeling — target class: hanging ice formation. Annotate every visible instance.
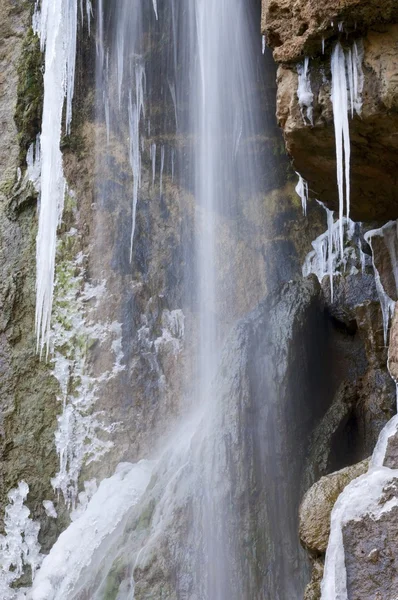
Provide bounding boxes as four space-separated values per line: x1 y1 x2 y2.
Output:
295 172 309 215
330 40 364 255
50 238 124 507
303 203 360 302
98 6 152 262
297 57 314 125
0 482 42 598
365 222 398 344
33 0 92 356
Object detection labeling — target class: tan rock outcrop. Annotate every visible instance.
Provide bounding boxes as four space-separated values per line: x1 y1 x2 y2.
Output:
299 458 369 555
262 0 398 63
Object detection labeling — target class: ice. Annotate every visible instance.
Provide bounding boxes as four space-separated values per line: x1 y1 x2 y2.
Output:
321 467 398 600
297 57 314 125
154 309 185 355
29 461 155 600
152 0 158 20
160 145 165 197
33 0 85 355
128 63 146 260
295 172 309 216
365 223 397 344
0 482 42 598
330 40 364 255
49 241 125 507
42 502 57 519
331 42 351 253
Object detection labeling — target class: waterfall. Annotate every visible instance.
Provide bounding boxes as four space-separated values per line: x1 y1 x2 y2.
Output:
9 0 326 597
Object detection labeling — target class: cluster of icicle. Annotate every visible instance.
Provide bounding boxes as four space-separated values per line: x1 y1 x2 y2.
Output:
97 0 161 262
50 232 125 508
365 222 398 344
331 40 364 253
302 203 366 302
296 40 364 252
33 0 91 356
0 483 42 599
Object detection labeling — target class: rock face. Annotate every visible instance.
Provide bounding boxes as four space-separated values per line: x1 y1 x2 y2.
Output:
262 0 398 63
0 0 60 551
344 501 398 600
300 459 370 556
262 1 398 221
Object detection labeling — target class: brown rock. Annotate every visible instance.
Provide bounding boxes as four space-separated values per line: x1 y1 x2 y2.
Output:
262 0 398 63
273 24 398 221
299 459 369 555
344 503 398 600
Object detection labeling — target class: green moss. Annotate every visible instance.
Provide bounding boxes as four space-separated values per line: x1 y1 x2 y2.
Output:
102 557 128 600
14 27 44 164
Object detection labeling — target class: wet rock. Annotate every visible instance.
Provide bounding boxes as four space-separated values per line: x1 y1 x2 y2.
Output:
299 459 369 555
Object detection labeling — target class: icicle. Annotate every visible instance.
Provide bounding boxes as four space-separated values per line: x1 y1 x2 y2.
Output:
152 0 158 20
352 40 364 115
326 207 334 301
128 63 146 260
262 35 266 55
0 482 43 596
86 0 92 36
151 143 157 185
297 57 314 125
295 172 308 216
330 40 364 258
33 0 80 356
331 42 350 254
365 224 397 345
322 37 325 54
160 145 165 197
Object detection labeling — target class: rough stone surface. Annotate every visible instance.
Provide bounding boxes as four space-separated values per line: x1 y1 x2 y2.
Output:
344 485 398 600
262 0 398 63
266 5 398 222
304 559 323 600
0 0 60 550
299 459 369 555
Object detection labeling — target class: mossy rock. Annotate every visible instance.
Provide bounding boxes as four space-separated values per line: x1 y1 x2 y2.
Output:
14 27 43 163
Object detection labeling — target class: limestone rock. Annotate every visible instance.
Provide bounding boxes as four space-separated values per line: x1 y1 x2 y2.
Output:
299 459 370 555
344 488 398 600
264 0 398 222
304 559 323 600
262 0 398 63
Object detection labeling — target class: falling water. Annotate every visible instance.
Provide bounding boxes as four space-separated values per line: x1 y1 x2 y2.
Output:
11 0 329 598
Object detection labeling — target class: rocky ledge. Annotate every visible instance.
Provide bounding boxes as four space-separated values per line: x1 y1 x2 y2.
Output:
262 0 398 221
